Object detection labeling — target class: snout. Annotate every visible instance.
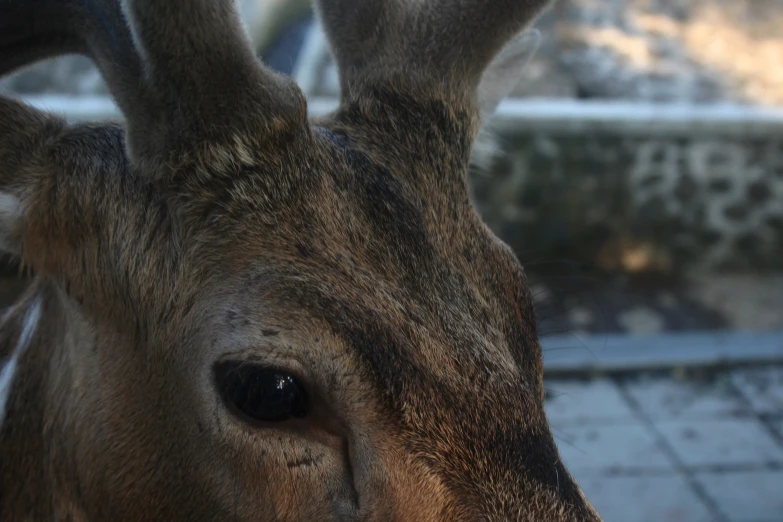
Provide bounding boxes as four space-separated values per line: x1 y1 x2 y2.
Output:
350 389 602 521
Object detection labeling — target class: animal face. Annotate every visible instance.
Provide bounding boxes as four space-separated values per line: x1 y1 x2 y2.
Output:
0 0 602 520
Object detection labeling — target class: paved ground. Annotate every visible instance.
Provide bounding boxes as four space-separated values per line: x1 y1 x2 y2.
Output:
545 365 783 522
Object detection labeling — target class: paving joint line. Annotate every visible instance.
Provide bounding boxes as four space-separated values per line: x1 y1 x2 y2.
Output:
685 462 783 473
567 468 703 478
726 377 783 450
613 377 731 522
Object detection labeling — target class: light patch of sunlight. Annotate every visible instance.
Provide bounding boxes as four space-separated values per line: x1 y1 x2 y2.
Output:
633 13 680 39
677 6 783 106
558 25 656 70
595 235 673 275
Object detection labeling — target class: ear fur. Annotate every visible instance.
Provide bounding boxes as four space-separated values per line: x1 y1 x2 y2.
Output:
470 30 541 173
476 29 541 118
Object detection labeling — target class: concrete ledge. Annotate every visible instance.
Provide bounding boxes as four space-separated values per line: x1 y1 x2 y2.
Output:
542 330 783 375
23 95 122 122
490 99 783 137
21 94 783 138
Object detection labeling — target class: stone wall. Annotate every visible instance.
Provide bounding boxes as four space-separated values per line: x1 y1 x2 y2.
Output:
470 109 783 273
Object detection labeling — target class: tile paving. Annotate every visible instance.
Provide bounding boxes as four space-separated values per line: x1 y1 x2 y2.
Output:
623 376 748 420
553 421 675 473
772 419 783 438
655 419 783 468
545 365 783 522
694 470 783 522
577 473 715 522
730 367 783 415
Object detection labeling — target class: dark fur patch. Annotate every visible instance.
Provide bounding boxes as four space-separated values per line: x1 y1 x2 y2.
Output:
326 130 436 279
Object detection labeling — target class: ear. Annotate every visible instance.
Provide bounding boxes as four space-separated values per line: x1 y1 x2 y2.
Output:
0 96 171 311
469 30 540 174
477 29 541 118
0 97 60 259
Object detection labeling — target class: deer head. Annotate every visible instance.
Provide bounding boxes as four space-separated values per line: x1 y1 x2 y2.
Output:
0 0 602 520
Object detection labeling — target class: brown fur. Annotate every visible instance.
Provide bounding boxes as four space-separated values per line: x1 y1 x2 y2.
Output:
0 0 602 520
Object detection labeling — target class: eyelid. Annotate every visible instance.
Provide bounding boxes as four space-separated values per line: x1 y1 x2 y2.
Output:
215 349 313 387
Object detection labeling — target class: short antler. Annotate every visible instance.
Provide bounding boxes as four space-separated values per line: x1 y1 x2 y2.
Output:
120 0 307 172
0 0 307 177
315 0 552 101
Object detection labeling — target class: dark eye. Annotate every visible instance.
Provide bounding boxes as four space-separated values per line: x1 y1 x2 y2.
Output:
214 362 308 423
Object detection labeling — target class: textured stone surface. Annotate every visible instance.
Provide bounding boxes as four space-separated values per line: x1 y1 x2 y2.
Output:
623 375 748 419
575 473 714 522
655 418 783 467
687 275 783 330
552 422 674 473
547 368 783 521
617 306 666 334
469 133 783 272
695 470 783 522
547 0 783 105
730 367 783 415
545 378 636 423
773 419 783 439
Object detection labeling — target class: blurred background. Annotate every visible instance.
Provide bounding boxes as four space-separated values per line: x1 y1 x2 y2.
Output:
1 1 782 520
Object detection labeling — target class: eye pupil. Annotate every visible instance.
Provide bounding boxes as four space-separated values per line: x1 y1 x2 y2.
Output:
215 362 308 423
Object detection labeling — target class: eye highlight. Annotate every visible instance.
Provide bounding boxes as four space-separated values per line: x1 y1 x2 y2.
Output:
214 362 308 423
